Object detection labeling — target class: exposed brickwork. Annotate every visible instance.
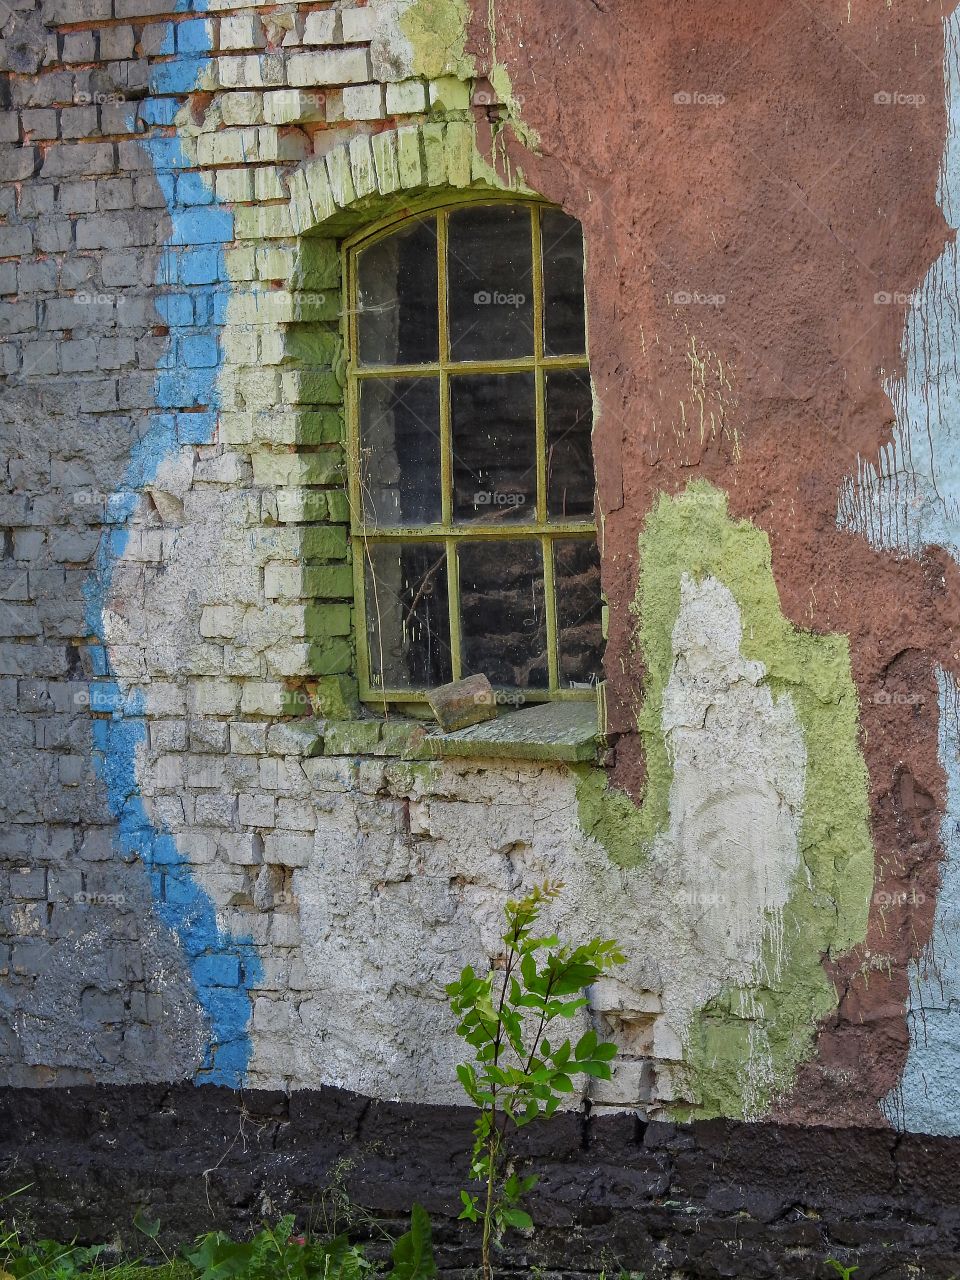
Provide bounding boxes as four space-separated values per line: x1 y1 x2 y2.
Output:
0 0 505 1086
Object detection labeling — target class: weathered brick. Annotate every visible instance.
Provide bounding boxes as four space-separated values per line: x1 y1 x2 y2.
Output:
0 225 33 257
302 11 339 44
287 48 370 87
262 831 313 868
39 142 114 179
385 79 428 115
343 83 384 121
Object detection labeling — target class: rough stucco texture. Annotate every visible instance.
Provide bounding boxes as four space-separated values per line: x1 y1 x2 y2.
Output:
474 0 960 1127
3 0 960 1143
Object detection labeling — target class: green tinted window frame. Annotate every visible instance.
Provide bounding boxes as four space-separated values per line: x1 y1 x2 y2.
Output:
344 198 600 707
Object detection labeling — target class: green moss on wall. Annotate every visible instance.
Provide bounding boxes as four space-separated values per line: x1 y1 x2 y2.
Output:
400 0 474 81
576 481 875 1118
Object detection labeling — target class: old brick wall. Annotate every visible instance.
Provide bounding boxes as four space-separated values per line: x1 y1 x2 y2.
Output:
1 0 659 1106
5 0 960 1197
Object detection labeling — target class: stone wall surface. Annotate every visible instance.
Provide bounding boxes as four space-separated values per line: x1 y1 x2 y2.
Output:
5 1085 960 1280
4 0 960 1215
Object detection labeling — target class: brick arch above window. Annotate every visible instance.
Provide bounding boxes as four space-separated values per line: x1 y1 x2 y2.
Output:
286 122 535 240
268 126 602 758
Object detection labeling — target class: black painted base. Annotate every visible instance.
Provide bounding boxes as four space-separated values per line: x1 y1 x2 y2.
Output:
2 1085 959 1279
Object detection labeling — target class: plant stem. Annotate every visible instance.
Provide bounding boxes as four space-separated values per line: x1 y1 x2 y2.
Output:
481 1128 499 1280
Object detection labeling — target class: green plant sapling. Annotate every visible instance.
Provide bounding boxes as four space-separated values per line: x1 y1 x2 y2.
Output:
446 879 625 1280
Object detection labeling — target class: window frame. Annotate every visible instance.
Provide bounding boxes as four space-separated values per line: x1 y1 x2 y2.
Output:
343 194 600 708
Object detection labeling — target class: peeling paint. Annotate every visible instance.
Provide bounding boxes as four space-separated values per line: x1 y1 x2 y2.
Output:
82 0 261 1087
579 483 874 1117
883 667 960 1134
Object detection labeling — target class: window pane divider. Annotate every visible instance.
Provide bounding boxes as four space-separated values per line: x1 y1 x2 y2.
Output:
351 524 597 540
352 356 588 379
348 201 599 705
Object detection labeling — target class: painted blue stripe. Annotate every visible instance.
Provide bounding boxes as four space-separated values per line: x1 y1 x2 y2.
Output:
82 0 262 1087
883 668 960 1133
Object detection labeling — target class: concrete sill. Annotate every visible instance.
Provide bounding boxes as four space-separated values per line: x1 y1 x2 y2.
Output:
427 701 601 764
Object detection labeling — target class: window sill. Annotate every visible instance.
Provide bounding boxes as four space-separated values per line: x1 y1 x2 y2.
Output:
427 701 601 764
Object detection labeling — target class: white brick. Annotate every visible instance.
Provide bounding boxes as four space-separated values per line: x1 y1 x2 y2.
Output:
239 792 276 826
342 82 384 121
218 53 284 89
263 88 326 125
218 832 262 864
341 7 377 42
215 167 254 202
287 48 370 87
220 91 265 125
385 79 427 114
302 10 339 44
264 831 314 867
219 14 265 49
254 166 285 200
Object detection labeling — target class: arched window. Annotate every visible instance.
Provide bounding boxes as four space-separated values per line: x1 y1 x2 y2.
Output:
346 200 602 706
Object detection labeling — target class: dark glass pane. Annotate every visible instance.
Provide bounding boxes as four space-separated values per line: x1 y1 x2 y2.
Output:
357 218 439 365
451 373 536 523
555 539 603 688
364 542 452 689
541 208 586 355
459 540 547 690
358 378 441 527
448 205 534 361
546 370 594 519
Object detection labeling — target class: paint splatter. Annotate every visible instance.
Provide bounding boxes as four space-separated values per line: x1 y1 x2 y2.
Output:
82 0 261 1086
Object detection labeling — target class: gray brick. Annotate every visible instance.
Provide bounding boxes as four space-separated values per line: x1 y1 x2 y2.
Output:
60 106 99 138
18 261 57 293
18 341 58 375
20 109 58 141
0 225 32 257
114 0 173 16
0 302 37 334
0 264 16 295
0 146 39 181
104 59 148 91
62 32 98 64
18 184 55 215
9 860 45 901
39 142 114 179
98 25 134 61
138 23 173 56
263 831 313 867
99 103 134 134
60 340 97 373
0 606 42 638
133 174 165 208
97 337 136 369
0 112 20 144
96 177 134 210
36 222 73 253
11 72 73 109
58 181 97 214
51 530 99 563
75 215 136 250
41 0 112 20
77 380 118 413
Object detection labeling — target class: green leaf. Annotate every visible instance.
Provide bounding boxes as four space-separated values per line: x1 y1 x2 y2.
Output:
552 1073 573 1092
552 1040 571 1068
576 1061 612 1080
575 1029 598 1061
133 1208 161 1242
387 1204 436 1280
499 1209 533 1231
457 1192 479 1223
